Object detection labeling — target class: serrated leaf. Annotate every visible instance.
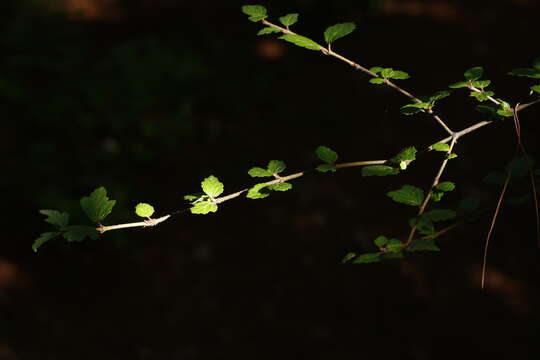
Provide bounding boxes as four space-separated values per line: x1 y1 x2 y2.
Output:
324 22 356 44
508 68 540 78
458 196 481 213
423 209 456 222
342 252 356 263
374 236 389 247
80 187 116 223
201 175 224 198
279 13 298 27
432 143 450 152
279 34 321 50
190 201 218 214
472 80 491 88
184 193 202 201
400 104 423 115
62 225 100 242
464 66 483 80
390 70 410 79
267 160 286 174
390 146 417 163
386 238 403 253
241 5 268 22
470 91 494 102
449 81 469 89
387 185 424 207
381 252 404 260
352 253 381 264
362 165 399 177
267 182 292 191
381 68 395 78
506 155 534 178
316 164 337 173
429 90 451 102
409 216 436 236
483 171 507 185
431 191 444 202
39 209 69 230
316 146 338 164
33 231 61 252
135 203 155 218
248 167 272 177
247 183 270 199
257 27 281 36
476 104 498 116
369 78 385 84
369 66 384 74
531 85 540 94
435 181 455 192
407 238 440 252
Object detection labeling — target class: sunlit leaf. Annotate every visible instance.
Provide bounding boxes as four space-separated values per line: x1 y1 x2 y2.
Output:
190 201 218 214
362 165 399 177
80 187 116 223
324 22 356 44
387 185 424 207
201 175 224 198
241 5 268 22
279 13 299 27
279 34 322 50
464 66 483 80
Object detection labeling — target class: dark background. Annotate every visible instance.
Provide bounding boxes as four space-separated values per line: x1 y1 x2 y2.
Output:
2 0 540 358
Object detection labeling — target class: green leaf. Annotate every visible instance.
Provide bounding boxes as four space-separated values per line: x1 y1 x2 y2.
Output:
374 236 389 247
447 153 458 159
429 90 451 102
435 181 455 192
508 68 540 79
62 225 100 242
431 192 444 202
483 171 507 185
409 216 436 236
369 78 385 84
257 27 281 36
39 209 69 230
531 85 540 94
387 185 424 207
267 182 292 191
267 160 286 174
496 109 514 117
449 81 469 89
400 105 423 115
464 66 483 81
316 146 338 164
472 80 491 88
248 167 272 177
279 13 298 27
362 165 399 177
380 68 395 78
324 22 356 44
432 143 450 152
247 183 270 199
342 252 356 263
369 66 384 74
423 209 456 222
201 175 224 198
381 252 404 260
533 57 540 70
390 147 417 163
390 70 410 79
407 238 440 252
476 104 498 116
470 91 494 102
241 5 268 22
135 203 155 218
506 155 534 178
190 201 218 214
386 239 403 253
184 193 202 201
80 187 116 223
458 196 481 213
33 231 61 252
352 253 381 264
316 164 337 173
279 34 322 50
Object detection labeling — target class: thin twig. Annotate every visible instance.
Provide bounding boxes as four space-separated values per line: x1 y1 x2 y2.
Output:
481 174 510 289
